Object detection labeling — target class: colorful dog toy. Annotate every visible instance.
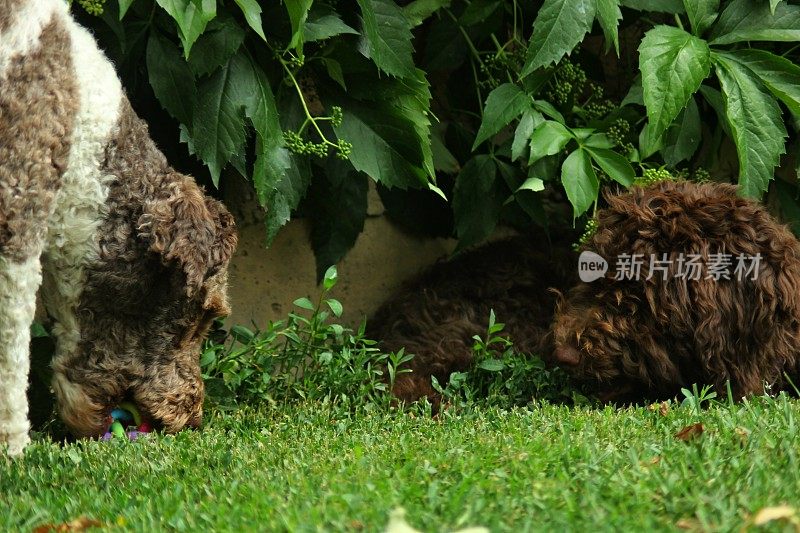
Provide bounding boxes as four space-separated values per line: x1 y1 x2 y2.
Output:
101 401 152 441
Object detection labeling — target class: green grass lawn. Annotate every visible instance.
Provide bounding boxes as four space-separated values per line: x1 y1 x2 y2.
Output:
4 396 800 532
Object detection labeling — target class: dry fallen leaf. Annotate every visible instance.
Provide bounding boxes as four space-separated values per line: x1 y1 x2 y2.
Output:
32 516 102 533
753 505 797 526
675 423 704 441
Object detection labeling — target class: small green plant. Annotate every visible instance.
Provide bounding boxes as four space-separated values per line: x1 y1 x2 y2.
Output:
432 310 582 409
680 383 719 415
201 266 413 413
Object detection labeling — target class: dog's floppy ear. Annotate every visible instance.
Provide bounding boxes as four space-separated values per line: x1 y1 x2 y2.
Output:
137 173 237 296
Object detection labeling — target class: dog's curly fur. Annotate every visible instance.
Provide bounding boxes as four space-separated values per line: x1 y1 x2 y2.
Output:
368 235 576 407
552 180 800 402
0 0 236 454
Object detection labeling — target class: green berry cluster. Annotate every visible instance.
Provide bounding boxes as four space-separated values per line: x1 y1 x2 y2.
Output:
546 60 587 105
692 167 711 182
634 168 674 187
573 218 599 251
607 119 635 156
71 0 106 15
335 139 352 160
283 131 329 158
478 49 524 90
330 106 343 128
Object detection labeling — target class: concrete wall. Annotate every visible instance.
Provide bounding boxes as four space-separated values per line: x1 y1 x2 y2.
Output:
223 175 456 328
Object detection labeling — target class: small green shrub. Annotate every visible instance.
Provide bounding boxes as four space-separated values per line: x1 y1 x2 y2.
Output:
431 311 585 410
200 266 413 412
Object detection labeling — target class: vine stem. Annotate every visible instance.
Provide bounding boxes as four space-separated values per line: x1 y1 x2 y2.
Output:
279 58 337 147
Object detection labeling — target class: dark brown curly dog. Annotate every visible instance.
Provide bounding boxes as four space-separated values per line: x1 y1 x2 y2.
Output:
368 235 576 407
552 180 800 402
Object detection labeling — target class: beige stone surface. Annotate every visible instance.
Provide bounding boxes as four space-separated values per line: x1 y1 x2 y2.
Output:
227 216 455 328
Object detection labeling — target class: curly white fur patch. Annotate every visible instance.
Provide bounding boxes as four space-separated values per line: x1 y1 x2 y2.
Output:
42 13 122 372
0 255 41 455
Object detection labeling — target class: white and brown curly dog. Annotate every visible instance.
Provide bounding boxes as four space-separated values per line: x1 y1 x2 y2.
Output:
0 0 237 455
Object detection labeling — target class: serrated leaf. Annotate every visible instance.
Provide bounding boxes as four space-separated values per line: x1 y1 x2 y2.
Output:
528 120 573 164
521 0 596 77
309 159 368 282
727 49 800 118
709 0 800 45
332 70 433 188
232 0 265 40
155 0 216 57
473 83 531 150
286 0 313 49
187 13 246 77
662 96 701 166
713 52 787 197
596 0 622 55
639 25 710 141
533 99 565 123
683 0 719 35
146 31 196 126
453 155 503 250
305 9 359 42
561 148 598 217
512 109 544 162
403 0 451 27
585 147 634 186
357 0 416 79
620 0 684 12
638 122 662 159
264 154 311 243
190 53 252 185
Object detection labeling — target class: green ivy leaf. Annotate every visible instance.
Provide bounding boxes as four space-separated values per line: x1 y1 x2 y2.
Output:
683 0 719 35
561 148 598 217
305 8 359 42
264 154 311 243
639 25 710 142
521 0 596 77
453 155 503 250
309 159 368 282
585 147 634 186
403 0 451 27
713 52 787 198
232 0 265 40
286 0 313 50
620 0 684 12
528 121 573 164
709 0 800 45
511 109 543 162
473 83 531 150
187 13 246 77
661 96 701 166
155 0 216 58
596 0 622 55
726 49 800 118
357 0 416 79
146 31 196 126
